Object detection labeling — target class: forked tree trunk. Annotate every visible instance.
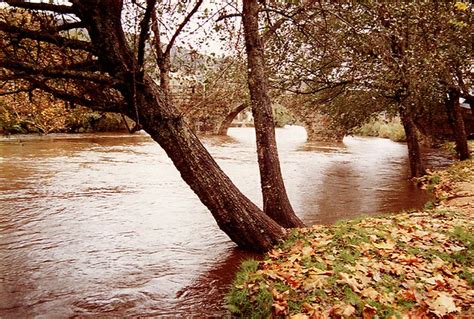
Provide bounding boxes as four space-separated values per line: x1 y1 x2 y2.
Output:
399 105 425 178
137 78 287 251
73 1 286 252
242 0 304 228
445 89 470 160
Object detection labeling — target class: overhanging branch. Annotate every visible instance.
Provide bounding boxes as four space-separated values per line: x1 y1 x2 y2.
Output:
5 0 76 15
0 22 96 54
0 59 116 86
53 22 85 32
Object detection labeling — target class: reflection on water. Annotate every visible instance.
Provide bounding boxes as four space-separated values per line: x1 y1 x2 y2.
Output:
0 127 448 317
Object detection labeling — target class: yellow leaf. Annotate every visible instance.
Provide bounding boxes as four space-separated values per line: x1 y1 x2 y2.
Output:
303 275 326 291
426 292 459 316
290 314 309 319
373 240 396 250
454 2 468 11
342 304 356 317
361 287 379 299
302 245 313 257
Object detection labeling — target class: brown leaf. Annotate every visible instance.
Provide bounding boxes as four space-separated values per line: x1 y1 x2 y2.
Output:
337 272 362 292
397 289 417 302
362 304 377 319
273 302 287 315
331 303 356 318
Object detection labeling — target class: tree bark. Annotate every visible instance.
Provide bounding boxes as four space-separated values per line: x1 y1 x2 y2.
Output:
242 0 304 228
137 78 286 251
399 105 425 178
445 89 470 160
70 1 286 252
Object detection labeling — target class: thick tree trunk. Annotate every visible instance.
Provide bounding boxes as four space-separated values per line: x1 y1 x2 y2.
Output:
136 78 286 251
242 0 304 228
73 1 286 252
399 105 425 178
445 89 470 160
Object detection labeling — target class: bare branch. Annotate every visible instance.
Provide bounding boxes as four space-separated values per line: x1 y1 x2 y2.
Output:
261 1 316 43
150 9 164 63
0 22 96 54
53 22 85 32
25 77 125 112
137 0 157 73
216 12 242 22
5 0 76 14
164 0 204 57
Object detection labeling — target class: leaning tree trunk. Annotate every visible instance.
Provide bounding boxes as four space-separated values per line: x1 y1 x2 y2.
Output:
72 1 286 252
399 105 425 178
136 78 286 251
242 0 304 228
445 89 470 160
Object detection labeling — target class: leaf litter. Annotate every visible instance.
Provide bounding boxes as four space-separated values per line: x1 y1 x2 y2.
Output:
228 160 473 318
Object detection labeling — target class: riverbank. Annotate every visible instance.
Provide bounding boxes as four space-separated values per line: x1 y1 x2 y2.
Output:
227 159 473 318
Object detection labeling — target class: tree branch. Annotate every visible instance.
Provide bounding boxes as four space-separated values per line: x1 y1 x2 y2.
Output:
58 60 101 72
0 22 96 54
0 59 116 86
53 22 85 32
164 0 204 57
5 0 76 14
261 1 316 43
216 12 242 22
28 77 125 112
150 9 164 63
137 0 157 74
0 86 35 96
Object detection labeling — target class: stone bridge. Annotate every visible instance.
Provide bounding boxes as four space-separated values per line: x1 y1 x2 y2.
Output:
173 85 474 142
175 94 342 141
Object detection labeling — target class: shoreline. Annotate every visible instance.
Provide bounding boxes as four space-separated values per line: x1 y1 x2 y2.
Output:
227 159 474 318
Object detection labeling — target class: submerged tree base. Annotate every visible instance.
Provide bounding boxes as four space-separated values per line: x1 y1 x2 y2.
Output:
227 160 474 318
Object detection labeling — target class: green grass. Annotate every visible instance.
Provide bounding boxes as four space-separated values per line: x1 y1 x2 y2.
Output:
227 158 473 318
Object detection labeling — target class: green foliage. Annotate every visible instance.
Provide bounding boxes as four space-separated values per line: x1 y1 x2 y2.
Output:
273 104 295 128
356 117 406 142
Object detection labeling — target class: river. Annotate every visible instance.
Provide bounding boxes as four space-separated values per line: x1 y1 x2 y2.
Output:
0 126 449 317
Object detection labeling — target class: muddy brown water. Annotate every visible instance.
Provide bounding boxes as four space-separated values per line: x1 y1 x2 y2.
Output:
0 126 450 318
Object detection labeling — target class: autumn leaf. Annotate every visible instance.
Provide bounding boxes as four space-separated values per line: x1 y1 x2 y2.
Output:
302 245 314 257
454 2 468 11
337 272 362 292
361 287 379 300
331 303 356 318
362 304 377 319
426 292 460 317
273 302 287 315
